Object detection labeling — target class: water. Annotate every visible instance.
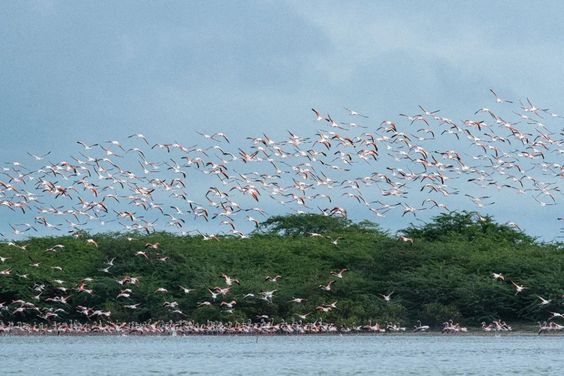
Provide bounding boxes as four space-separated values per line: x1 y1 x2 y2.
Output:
0 335 562 375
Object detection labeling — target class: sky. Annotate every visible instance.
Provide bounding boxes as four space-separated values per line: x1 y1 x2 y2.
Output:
0 1 562 240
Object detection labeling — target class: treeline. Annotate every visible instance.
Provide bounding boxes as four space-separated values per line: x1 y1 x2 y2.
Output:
0 212 562 326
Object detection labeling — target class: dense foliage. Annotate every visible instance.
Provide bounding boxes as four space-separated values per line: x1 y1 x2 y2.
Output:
0 212 562 326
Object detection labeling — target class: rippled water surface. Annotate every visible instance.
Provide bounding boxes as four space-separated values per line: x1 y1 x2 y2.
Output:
0 335 562 375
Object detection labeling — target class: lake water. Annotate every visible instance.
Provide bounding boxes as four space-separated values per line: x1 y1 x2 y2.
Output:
0 335 562 375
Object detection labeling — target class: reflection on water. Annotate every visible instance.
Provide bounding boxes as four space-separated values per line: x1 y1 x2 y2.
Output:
0 335 562 375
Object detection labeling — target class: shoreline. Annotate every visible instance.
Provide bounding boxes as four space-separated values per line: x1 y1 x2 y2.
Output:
2 331 563 337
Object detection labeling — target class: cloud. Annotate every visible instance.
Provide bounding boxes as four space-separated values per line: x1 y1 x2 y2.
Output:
288 1 564 98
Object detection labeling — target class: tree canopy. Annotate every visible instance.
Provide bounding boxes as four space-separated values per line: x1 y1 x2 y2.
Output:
257 213 385 237
0 212 561 326
402 211 537 244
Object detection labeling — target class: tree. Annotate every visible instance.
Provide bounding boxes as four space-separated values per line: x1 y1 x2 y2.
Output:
401 211 536 244
256 213 353 236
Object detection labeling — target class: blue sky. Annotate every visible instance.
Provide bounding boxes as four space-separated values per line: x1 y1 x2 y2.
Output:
1 1 562 239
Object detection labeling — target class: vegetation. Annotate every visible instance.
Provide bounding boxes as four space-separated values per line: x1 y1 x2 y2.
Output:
0 211 562 326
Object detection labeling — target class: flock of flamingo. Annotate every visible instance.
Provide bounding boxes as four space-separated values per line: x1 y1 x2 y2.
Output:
0 89 562 335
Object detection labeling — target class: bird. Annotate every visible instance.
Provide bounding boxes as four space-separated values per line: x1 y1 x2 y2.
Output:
207 289 219 301
26 151 52 161
315 304 334 313
295 312 311 320
128 133 150 145
311 108 324 121
511 281 526 294
489 89 513 104
398 235 414 244
413 320 430 332
380 292 394 302
86 239 98 248
179 286 194 294
319 281 335 292
288 297 307 304
538 296 551 306
220 300 237 309
327 237 343 247
330 268 348 279
260 290 277 303
264 275 282 283
220 273 240 286
344 107 368 118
